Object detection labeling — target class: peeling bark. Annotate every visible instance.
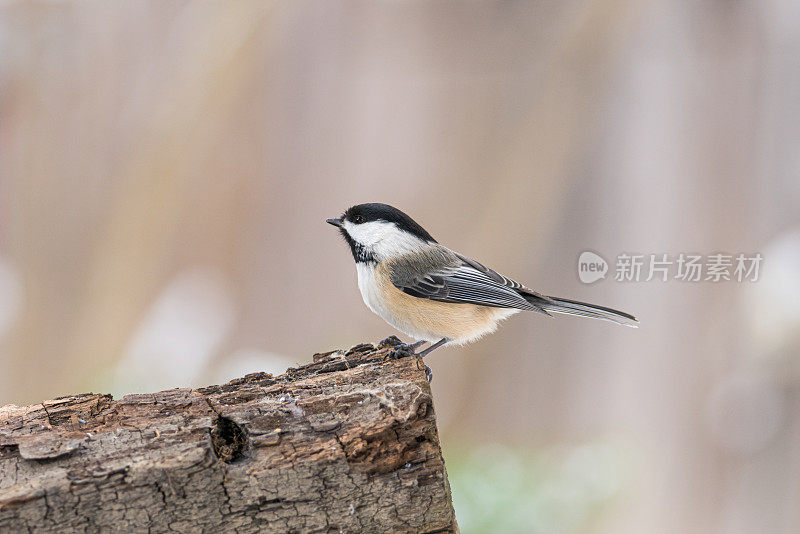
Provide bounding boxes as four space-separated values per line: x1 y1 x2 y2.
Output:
0 337 457 533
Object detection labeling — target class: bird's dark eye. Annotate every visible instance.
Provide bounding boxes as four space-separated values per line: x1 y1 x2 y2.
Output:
352 214 364 224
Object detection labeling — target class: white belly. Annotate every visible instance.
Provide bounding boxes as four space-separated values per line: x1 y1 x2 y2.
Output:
356 264 402 328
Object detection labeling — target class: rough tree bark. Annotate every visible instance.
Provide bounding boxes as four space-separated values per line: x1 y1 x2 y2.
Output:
0 337 457 533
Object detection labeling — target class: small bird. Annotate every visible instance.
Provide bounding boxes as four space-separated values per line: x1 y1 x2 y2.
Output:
327 203 637 360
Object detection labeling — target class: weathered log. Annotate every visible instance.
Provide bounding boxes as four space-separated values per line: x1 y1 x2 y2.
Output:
0 337 457 533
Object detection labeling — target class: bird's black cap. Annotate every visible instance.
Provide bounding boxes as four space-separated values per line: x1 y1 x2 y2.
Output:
341 203 436 243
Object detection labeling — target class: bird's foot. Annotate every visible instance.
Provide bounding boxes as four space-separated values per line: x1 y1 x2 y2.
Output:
380 337 426 358
379 337 432 381
406 340 426 351
383 344 422 362
377 335 404 349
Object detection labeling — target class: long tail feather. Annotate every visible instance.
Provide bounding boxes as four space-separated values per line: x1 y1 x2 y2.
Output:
523 295 639 327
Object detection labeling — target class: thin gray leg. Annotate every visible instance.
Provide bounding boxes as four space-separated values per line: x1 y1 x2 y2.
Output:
408 340 426 350
417 338 448 357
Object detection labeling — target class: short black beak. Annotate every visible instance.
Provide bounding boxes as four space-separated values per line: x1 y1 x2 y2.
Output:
326 218 343 228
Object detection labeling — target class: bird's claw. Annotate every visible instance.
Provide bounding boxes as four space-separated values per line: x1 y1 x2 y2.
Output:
377 335 404 349
380 337 425 359
383 348 410 361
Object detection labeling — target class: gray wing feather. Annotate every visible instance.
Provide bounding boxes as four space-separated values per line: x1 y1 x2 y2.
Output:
454 253 555 305
389 247 549 313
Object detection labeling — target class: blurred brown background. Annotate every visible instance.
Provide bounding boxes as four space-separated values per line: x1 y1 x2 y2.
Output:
2 1 800 533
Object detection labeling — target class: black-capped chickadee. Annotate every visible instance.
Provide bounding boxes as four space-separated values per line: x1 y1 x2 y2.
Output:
327 203 637 358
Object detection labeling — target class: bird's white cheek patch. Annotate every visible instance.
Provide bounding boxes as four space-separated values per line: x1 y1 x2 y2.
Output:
343 221 428 261
343 221 394 248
